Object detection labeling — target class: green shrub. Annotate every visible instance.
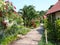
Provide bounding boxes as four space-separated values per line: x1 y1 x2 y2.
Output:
38 33 55 45
46 19 60 42
0 25 30 45
38 38 55 45
35 20 40 27
0 24 18 45
0 0 28 45
44 15 60 43
0 35 17 45
44 16 57 41
18 26 30 35
55 19 60 41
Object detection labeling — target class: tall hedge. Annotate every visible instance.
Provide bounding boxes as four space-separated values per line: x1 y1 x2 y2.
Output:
55 19 60 42
44 15 60 43
45 15 57 41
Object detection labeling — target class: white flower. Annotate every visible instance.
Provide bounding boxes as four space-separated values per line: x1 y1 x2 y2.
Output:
4 19 9 23
4 3 6 5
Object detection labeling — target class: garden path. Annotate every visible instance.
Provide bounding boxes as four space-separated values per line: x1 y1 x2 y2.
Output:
10 25 44 45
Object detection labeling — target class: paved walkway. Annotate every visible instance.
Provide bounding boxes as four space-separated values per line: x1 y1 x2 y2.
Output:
10 26 44 45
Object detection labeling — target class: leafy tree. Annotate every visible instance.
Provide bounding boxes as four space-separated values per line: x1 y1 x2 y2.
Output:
39 10 47 23
18 5 38 27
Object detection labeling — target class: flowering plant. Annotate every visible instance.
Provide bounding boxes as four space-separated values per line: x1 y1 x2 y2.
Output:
0 0 17 28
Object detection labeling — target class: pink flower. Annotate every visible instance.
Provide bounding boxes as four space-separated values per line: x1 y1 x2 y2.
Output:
4 2 6 5
2 21 7 26
10 2 13 6
43 15 47 19
5 1 9 3
14 6 16 9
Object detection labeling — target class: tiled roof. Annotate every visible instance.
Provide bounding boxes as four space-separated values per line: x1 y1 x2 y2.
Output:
46 0 60 15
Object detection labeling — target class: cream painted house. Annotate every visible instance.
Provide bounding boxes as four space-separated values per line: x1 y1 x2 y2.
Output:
46 0 60 21
46 0 60 30
55 12 60 19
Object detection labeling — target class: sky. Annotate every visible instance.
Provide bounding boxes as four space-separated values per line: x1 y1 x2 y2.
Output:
7 0 58 12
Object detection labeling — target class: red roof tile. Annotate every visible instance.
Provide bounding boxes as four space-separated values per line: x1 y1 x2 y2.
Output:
46 0 60 15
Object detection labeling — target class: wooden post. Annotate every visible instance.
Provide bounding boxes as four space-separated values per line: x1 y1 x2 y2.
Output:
45 29 48 44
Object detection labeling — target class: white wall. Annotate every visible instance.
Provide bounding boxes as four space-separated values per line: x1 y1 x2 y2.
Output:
55 12 60 19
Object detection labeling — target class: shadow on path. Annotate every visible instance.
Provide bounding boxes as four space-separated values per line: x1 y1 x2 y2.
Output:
37 25 44 35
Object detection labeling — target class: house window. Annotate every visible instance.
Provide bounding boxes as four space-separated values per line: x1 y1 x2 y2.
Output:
57 17 60 20
52 13 56 23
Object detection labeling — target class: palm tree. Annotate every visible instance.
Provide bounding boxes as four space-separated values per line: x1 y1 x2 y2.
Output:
18 5 28 26
39 11 46 23
18 5 38 27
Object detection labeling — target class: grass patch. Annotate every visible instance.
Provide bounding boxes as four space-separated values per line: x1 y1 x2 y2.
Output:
35 20 40 27
0 26 30 45
0 35 17 45
38 33 55 45
18 28 30 35
18 26 30 35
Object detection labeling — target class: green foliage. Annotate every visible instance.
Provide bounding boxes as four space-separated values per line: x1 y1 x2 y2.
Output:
45 15 56 41
44 19 48 29
39 11 46 16
47 18 60 42
18 26 30 35
45 15 60 43
35 20 40 27
0 1 4 11
18 5 39 27
55 19 60 41
39 11 47 23
0 24 30 45
4 24 18 36
0 1 27 45
0 35 17 45
0 24 18 45
38 33 45 45
38 32 55 45
0 17 3 22
19 29 30 35
15 16 23 25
